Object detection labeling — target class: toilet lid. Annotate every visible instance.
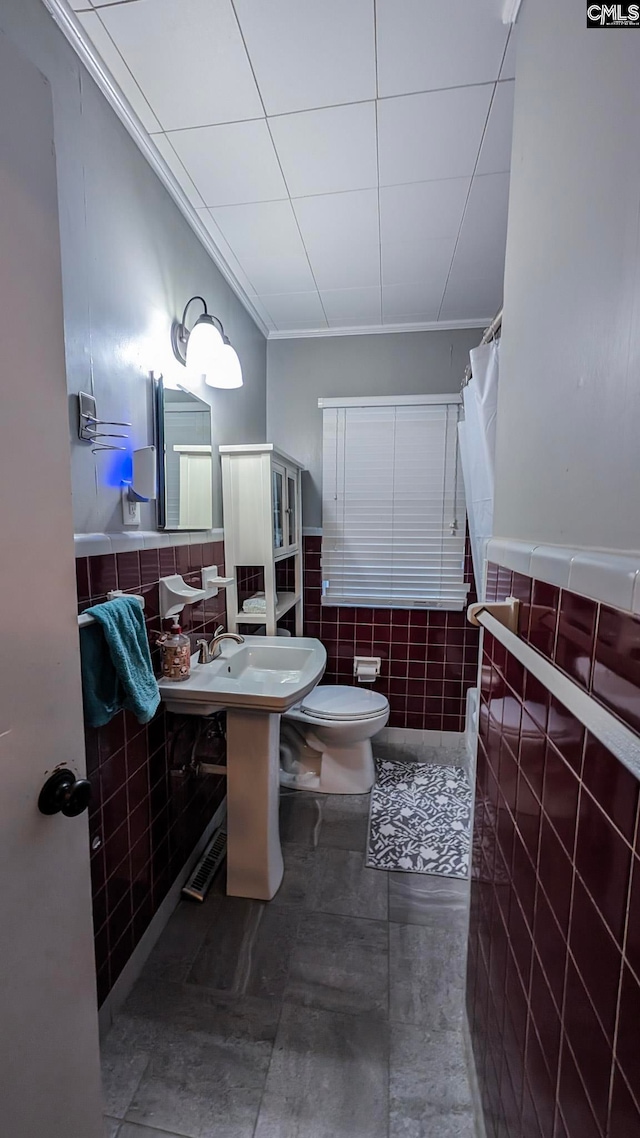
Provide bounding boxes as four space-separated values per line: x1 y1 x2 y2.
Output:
300 685 389 722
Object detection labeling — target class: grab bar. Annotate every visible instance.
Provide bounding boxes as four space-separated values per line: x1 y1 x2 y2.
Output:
78 590 145 629
468 599 640 783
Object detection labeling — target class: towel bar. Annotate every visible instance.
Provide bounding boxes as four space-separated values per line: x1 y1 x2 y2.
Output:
78 590 145 629
468 600 640 782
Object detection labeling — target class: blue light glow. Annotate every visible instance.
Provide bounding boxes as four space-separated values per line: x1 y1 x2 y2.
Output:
103 449 133 488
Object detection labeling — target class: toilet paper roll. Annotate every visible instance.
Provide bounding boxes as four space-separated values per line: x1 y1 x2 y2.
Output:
356 664 378 683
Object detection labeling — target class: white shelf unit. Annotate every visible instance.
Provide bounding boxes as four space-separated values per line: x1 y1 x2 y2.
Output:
220 443 304 637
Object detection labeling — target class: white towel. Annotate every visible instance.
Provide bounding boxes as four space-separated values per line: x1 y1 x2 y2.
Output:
242 592 278 614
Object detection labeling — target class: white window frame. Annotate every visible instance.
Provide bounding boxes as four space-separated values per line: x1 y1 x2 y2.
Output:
319 394 469 611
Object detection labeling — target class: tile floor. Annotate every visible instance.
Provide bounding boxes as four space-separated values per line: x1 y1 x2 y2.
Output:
101 782 476 1138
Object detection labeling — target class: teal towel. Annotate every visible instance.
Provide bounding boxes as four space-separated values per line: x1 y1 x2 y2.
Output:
80 596 160 728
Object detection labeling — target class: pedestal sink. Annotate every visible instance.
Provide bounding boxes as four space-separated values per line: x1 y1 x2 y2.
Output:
158 636 326 901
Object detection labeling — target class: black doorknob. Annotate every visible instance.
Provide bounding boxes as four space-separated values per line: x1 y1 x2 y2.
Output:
38 769 92 818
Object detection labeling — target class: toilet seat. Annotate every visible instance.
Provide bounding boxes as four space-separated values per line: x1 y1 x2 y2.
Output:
300 684 389 722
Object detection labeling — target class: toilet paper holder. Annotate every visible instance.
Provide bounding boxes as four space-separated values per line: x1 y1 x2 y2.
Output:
353 656 381 683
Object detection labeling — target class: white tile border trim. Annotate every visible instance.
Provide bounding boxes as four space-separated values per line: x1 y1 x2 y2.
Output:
488 537 640 614
74 529 224 558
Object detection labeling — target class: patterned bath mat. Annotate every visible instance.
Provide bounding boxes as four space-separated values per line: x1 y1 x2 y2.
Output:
367 760 471 878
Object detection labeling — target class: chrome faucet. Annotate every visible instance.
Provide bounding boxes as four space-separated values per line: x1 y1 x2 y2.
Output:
196 625 245 664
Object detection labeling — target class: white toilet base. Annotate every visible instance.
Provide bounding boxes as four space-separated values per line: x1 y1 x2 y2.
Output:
281 737 375 795
318 739 375 794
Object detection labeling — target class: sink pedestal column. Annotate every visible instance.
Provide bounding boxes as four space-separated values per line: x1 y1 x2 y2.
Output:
225 709 284 901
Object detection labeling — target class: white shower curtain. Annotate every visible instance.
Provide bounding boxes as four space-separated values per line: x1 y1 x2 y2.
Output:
458 340 500 601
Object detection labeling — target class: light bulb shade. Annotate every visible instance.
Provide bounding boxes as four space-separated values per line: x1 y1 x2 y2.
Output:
185 315 224 380
205 341 243 389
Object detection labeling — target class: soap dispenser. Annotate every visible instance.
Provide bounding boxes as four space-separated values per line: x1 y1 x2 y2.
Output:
157 620 191 682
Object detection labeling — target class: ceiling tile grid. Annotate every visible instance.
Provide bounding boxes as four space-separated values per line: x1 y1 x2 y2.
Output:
74 0 518 334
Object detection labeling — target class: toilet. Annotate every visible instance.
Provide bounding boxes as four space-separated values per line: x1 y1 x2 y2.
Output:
281 685 390 794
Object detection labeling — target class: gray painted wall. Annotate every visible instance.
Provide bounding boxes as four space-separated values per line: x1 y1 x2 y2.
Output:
0 0 266 534
267 329 483 527
494 0 640 551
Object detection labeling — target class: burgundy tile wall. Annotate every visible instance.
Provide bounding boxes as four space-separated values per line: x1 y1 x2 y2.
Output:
77 540 228 1005
468 562 640 1138
302 535 479 731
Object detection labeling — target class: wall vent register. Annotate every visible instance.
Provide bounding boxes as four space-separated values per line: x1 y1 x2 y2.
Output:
320 395 469 611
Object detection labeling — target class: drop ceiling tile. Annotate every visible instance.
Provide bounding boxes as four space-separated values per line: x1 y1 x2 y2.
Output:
233 0 376 115
261 291 327 331
153 134 205 208
451 171 510 265
376 0 509 97
211 200 315 295
500 26 518 80
439 171 510 320
70 1 93 9
382 231 457 290
78 12 161 133
98 0 263 131
168 119 287 207
476 81 515 175
438 265 504 322
382 280 447 322
269 102 378 198
320 286 382 327
380 178 469 252
293 189 380 291
378 85 494 186
196 209 258 297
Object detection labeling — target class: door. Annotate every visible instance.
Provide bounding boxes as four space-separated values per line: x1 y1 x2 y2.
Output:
0 33 103 1138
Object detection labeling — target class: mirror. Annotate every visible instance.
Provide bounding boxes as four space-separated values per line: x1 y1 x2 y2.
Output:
155 376 213 530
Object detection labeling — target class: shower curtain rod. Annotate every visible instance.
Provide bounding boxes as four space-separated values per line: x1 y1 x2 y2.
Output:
462 307 503 387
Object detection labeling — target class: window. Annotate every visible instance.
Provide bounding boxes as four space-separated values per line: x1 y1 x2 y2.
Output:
320 395 469 610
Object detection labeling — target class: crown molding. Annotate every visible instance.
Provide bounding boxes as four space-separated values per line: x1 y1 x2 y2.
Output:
40 0 271 340
267 318 490 341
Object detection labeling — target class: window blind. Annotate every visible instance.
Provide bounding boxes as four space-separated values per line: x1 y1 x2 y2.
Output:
321 398 470 610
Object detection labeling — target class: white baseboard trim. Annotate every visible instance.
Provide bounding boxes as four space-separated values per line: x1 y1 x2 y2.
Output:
463 1013 488 1138
377 726 465 749
98 798 227 1038
75 528 224 558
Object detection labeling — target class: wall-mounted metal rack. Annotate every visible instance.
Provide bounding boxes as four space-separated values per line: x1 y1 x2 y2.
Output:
77 391 131 453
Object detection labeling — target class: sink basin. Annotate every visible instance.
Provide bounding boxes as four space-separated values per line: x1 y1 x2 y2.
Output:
224 643 316 682
158 635 326 715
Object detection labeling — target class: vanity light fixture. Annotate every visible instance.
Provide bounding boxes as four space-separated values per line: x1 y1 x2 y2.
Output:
171 295 243 389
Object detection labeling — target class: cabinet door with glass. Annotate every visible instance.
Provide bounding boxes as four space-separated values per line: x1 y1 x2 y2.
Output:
285 466 299 552
272 461 285 551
